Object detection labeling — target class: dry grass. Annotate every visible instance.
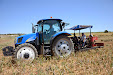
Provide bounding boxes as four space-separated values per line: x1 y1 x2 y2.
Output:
0 33 113 75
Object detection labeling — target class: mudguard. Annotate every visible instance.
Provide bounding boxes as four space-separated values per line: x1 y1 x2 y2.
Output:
50 31 72 44
52 31 71 38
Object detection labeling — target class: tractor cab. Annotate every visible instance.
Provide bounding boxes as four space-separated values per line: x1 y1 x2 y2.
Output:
33 19 68 45
37 19 62 44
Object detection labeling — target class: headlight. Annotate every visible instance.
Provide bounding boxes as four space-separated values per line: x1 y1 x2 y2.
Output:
18 37 23 43
14 38 17 44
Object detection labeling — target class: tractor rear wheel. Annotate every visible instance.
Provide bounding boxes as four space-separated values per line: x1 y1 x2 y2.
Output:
52 35 73 57
13 43 38 63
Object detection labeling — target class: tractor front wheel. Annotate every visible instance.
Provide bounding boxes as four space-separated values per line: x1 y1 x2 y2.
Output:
52 35 73 57
13 43 38 63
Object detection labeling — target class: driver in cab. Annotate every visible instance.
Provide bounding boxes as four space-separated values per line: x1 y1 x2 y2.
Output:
49 25 54 32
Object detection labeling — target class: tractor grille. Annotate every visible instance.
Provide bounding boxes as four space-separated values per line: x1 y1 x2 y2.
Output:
18 37 23 43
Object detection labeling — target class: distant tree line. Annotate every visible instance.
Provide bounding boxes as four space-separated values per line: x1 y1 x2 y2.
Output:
0 33 25 36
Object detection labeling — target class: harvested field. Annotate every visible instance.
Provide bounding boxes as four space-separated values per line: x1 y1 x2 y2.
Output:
0 33 113 75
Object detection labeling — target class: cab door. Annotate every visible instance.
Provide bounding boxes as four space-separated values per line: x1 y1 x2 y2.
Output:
43 24 51 44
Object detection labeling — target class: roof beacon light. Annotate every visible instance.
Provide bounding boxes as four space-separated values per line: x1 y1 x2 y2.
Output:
50 16 52 18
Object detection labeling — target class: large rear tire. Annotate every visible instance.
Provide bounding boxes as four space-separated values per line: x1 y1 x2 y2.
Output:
13 43 38 63
52 35 73 57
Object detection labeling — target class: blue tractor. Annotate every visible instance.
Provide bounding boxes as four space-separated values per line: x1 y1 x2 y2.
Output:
14 19 73 61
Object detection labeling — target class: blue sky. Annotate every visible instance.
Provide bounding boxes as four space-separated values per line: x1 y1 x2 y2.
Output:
0 0 113 34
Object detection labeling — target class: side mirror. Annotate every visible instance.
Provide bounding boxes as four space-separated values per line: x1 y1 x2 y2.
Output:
32 24 35 33
62 22 65 28
62 22 69 28
62 22 65 26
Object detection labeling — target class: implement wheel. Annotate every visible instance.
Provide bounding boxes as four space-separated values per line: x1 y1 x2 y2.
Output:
52 35 73 57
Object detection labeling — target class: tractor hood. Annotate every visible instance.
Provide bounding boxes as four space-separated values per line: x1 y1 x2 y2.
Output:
15 33 37 44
